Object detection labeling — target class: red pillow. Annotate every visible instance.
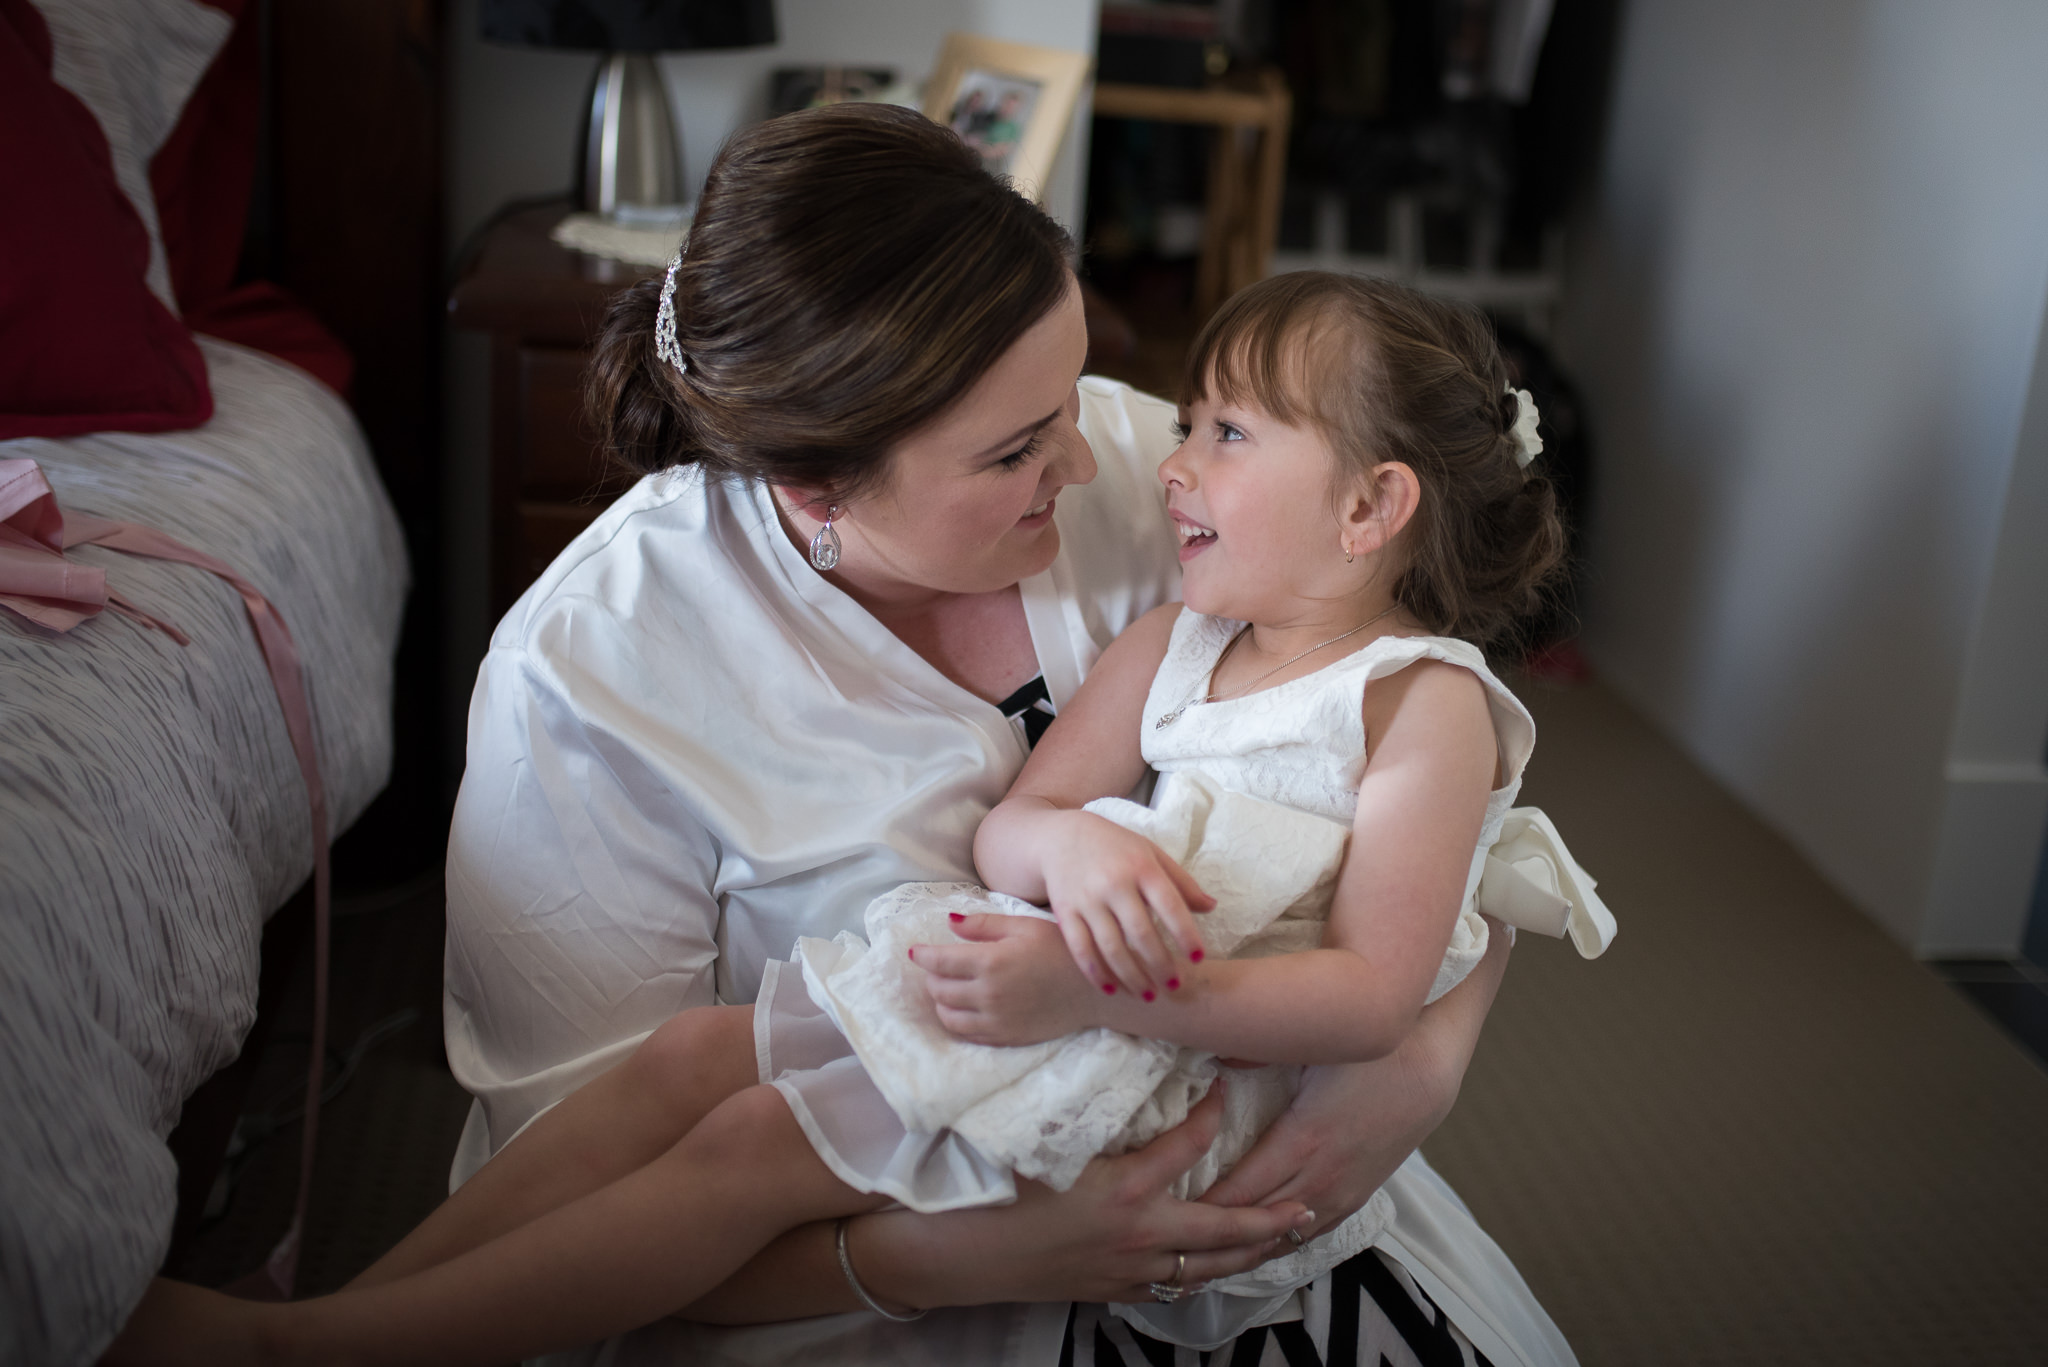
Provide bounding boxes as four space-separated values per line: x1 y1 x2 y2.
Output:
0 0 212 441
151 0 256 326
186 282 355 400
146 0 354 401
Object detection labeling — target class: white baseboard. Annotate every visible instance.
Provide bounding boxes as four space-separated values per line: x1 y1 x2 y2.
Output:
1917 763 2048 956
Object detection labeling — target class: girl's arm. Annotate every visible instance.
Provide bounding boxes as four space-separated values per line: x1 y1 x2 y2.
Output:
925 657 1497 1064
974 603 1217 998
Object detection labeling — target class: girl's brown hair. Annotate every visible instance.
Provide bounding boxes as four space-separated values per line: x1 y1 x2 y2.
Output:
1182 272 1567 652
587 103 1075 498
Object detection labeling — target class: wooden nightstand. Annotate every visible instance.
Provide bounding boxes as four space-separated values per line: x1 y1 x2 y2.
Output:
449 204 658 615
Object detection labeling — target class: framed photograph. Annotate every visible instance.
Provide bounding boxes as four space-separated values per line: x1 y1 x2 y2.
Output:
923 33 1091 202
769 66 899 116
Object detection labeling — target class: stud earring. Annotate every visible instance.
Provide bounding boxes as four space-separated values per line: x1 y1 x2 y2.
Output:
809 505 843 572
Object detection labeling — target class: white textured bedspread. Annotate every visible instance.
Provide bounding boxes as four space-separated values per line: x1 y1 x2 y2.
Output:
0 338 408 1366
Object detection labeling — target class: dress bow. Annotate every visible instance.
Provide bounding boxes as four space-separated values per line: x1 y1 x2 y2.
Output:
1475 807 1617 958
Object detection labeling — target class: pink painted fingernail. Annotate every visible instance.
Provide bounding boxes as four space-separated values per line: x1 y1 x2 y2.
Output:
1190 949 1205 963
948 912 964 922
1103 983 1117 994
1167 978 1181 990
906 948 915 960
1142 990 1156 1002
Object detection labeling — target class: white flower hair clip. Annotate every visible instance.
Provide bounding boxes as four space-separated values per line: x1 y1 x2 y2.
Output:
655 248 688 378
1506 386 1543 467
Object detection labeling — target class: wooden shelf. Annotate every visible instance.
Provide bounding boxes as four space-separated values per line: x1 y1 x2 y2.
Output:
1091 68 1292 315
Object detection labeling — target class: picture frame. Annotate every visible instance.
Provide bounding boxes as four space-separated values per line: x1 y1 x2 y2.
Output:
922 33 1091 202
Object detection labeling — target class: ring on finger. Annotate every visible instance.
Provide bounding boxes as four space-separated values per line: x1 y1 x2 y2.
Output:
1146 1252 1188 1304
1285 1227 1307 1248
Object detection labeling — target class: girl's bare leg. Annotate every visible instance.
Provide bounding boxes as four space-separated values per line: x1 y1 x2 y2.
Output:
111 1081 886 1367
348 1005 760 1289
293 1082 884 1366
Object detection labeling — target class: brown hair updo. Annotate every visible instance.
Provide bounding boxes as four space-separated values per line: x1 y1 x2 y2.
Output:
1181 272 1567 653
586 103 1075 499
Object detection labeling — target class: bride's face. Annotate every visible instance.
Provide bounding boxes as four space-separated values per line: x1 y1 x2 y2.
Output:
794 278 1096 603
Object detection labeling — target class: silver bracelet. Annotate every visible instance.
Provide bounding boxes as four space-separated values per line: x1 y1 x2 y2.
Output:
835 1217 928 1322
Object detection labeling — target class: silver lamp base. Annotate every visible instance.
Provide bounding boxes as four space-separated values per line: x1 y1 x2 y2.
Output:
583 52 686 225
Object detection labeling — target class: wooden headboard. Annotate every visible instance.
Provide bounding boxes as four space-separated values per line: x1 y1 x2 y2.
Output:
162 0 450 1264
259 0 447 875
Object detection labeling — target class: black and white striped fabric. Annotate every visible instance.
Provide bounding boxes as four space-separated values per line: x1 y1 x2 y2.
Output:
1062 1251 1494 1367
0 338 407 1366
999 673 1059 748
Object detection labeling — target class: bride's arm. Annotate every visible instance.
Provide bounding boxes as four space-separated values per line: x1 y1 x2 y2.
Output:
680 1087 1311 1324
682 928 1508 1325
1196 912 1508 1243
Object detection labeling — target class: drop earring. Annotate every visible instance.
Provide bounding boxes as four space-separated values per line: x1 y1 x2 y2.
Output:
809 504 843 572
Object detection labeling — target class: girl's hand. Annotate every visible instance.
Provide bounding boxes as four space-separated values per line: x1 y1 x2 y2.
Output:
912 914 1100 1045
1040 811 1214 1000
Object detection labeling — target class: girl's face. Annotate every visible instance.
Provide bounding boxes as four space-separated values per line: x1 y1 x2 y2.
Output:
804 278 1095 604
1160 391 1366 626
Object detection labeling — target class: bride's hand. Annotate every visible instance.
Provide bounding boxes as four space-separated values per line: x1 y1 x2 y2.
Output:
683 922 1511 1328
1197 916 1511 1245
857 1087 1313 1308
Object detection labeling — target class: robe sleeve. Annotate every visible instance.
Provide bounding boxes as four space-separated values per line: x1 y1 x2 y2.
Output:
443 635 724 1156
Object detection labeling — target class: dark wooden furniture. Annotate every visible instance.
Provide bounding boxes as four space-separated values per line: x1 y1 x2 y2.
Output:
449 204 654 615
260 0 448 876
164 0 449 1272
1091 68 1292 315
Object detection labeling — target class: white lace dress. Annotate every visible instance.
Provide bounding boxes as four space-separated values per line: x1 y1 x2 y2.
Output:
756 610 1613 1346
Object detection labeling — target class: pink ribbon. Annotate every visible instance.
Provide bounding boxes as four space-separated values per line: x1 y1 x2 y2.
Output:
0 457 329 1300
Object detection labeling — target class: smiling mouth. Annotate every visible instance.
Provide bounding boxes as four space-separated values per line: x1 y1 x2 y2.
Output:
1174 519 1216 548
1022 501 1051 520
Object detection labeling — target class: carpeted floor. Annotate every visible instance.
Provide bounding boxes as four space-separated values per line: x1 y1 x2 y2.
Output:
163 873 471 1296
171 674 2048 1362
1426 676 2048 1365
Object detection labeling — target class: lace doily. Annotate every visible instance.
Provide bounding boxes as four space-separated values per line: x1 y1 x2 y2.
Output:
549 210 691 267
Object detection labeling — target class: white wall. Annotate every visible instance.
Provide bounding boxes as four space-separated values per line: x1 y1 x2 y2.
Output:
1559 0 2048 953
446 0 1099 247
440 0 1100 787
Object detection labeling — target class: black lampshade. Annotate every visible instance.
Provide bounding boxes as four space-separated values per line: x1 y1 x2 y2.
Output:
482 0 777 53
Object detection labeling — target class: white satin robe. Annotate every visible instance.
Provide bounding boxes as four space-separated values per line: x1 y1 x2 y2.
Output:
441 377 1574 1367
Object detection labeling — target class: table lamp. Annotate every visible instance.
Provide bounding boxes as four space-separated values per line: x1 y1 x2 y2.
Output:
482 0 779 225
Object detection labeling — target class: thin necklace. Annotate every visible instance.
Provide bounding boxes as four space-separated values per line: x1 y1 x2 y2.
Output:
1153 604 1400 729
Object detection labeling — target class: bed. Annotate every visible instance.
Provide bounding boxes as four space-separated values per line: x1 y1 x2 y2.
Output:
0 1 438 1362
